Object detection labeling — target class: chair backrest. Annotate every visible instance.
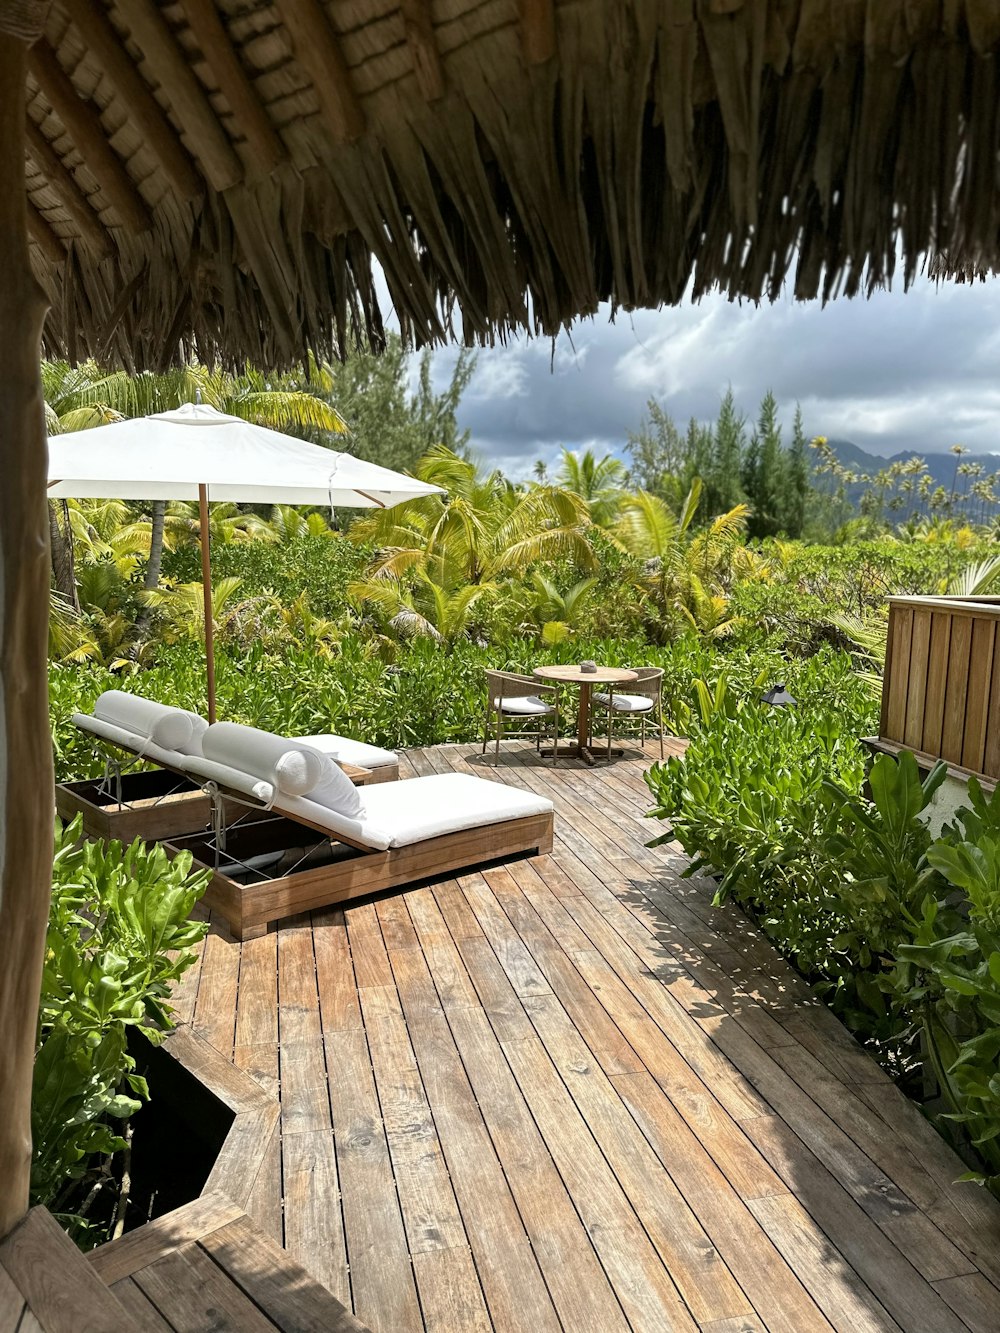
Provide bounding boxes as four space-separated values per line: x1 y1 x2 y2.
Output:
484 669 555 702
622 666 663 699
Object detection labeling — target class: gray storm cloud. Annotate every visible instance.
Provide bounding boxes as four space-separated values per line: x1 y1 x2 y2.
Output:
422 276 1000 476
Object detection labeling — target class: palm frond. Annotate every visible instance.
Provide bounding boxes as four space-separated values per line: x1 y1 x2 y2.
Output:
614 491 679 559
832 613 887 666
487 525 597 577
949 555 1000 597
676 478 703 535
227 390 348 435
367 547 430 581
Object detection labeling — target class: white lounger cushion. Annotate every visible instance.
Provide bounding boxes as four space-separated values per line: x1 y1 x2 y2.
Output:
71 713 193 771
76 700 391 773
200 721 363 818
93 690 201 753
277 772 553 851
178 713 209 755
295 734 398 771
202 721 326 796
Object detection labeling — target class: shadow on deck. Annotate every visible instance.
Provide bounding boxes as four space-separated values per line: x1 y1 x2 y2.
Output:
166 738 1000 1333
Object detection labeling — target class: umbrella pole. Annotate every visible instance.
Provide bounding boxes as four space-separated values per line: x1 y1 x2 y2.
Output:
199 484 217 724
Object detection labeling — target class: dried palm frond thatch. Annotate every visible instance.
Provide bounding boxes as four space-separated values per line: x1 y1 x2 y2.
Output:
24 1 1000 369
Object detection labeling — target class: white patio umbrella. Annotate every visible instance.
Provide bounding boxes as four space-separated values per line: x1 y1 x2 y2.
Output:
48 402 443 722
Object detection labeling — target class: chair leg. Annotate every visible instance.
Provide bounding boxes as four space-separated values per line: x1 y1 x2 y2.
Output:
552 696 559 765
482 706 491 754
606 703 612 760
494 709 503 764
658 698 665 759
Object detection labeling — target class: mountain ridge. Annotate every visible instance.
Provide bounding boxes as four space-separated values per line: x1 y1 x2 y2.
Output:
823 437 1000 478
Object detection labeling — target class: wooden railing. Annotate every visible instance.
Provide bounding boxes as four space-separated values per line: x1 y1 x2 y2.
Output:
880 595 1000 779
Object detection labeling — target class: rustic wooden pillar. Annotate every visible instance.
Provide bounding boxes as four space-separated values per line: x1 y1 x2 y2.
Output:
0 13 55 1241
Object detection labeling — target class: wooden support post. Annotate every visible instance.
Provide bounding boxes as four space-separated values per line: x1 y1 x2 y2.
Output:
60 0 202 200
113 0 244 193
400 0 445 101
177 0 286 176
273 0 365 143
0 30 55 1241
27 40 151 232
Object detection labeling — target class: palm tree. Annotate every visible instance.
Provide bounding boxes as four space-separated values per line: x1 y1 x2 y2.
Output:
521 572 598 644
139 576 276 649
350 445 595 588
348 571 497 644
262 504 337 542
555 448 627 526
348 446 596 646
613 478 750 635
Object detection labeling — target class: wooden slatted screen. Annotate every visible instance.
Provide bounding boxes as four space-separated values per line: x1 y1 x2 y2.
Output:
880 597 1000 780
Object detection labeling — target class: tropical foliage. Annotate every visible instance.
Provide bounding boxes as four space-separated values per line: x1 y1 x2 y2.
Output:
35 818 208 1243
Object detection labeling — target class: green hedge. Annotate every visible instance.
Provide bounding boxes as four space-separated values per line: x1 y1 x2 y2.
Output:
50 634 871 781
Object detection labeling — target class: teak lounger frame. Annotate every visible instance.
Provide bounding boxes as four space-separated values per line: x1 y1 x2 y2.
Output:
56 768 221 843
166 801 555 941
56 729 378 842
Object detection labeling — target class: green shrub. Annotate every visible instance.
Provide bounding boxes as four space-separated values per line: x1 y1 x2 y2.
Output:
162 531 372 615
33 817 209 1242
645 674 870 987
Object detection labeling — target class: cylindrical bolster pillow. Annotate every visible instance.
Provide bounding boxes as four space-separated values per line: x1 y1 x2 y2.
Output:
179 713 209 756
93 690 195 753
306 758 364 819
201 721 326 796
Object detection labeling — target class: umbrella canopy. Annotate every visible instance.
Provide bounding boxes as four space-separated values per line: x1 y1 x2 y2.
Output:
47 402 444 721
48 402 444 508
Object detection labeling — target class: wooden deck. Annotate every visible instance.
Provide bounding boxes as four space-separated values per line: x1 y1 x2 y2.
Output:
170 738 1000 1333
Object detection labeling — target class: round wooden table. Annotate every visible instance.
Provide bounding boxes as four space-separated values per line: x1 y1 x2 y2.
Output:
533 664 638 764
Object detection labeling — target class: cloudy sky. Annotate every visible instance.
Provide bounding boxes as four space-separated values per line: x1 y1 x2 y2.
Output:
419 274 1000 478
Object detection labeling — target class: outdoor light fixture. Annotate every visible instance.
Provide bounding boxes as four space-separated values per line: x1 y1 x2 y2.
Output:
761 683 796 707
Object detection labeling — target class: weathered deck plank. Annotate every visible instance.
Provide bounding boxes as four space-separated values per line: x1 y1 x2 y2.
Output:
177 738 1000 1332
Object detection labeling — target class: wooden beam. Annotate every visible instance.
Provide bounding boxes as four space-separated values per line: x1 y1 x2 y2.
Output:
0 33 55 1242
60 0 202 200
400 0 444 101
25 120 111 258
113 0 244 192
27 40 151 232
176 0 286 176
518 0 557 65
273 0 365 143
26 199 66 264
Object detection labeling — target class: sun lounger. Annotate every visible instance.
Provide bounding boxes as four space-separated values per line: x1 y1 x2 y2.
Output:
58 692 400 840
164 721 555 940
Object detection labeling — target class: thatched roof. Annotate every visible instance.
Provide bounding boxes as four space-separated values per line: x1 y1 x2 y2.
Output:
24 1 1000 369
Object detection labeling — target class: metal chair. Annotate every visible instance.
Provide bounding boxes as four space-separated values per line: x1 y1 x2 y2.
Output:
592 666 666 758
482 670 560 764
